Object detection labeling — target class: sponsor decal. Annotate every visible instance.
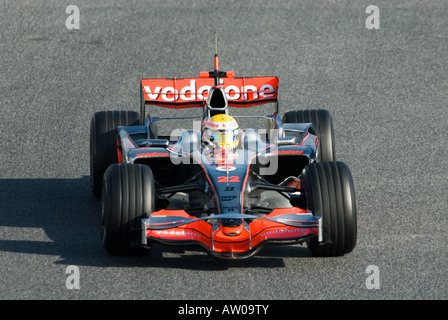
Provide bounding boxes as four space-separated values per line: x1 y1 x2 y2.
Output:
222 206 238 212
221 196 237 201
154 230 201 239
272 150 304 155
142 78 277 103
260 228 307 238
136 152 169 157
216 165 237 171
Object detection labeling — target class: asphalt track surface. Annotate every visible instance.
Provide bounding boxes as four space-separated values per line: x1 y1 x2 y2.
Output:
1 0 447 302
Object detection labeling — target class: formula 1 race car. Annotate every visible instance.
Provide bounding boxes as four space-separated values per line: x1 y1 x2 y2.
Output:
90 52 357 259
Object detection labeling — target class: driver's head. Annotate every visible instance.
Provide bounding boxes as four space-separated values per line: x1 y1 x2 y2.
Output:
202 114 240 149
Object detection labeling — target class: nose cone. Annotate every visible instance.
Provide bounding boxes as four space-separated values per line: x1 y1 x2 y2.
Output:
211 221 251 254
221 218 244 236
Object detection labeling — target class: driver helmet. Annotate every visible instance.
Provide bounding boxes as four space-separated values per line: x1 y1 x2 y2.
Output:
202 114 240 149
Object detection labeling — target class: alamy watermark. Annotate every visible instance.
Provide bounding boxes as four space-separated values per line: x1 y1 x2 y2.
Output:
64 264 381 290
65 5 379 31
366 5 380 29
365 265 380 289
66 5 80 30
65 265 80 289
168 122 281 176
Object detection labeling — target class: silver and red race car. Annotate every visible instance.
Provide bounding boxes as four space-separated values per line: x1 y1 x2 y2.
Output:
90 52 357 259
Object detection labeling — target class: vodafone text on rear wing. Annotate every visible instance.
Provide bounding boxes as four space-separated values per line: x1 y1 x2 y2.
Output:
140 75 279 117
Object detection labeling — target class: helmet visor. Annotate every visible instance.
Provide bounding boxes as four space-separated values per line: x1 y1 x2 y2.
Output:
206 129 239 148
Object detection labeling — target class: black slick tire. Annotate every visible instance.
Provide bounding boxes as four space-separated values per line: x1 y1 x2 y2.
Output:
90 110 140 198
101 163 155 256
283 109 336 162
301 162 357 256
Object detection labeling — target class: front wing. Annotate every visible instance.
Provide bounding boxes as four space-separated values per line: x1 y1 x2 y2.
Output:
142 208 322 259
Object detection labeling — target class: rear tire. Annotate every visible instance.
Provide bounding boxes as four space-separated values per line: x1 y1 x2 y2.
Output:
283 109 336 162
101 163 155 256
90 110 140 198
301 162 357 256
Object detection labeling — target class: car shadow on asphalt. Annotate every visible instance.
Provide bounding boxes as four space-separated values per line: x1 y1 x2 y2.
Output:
0 177 315 271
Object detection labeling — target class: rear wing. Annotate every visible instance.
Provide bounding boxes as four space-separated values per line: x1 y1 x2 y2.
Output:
140 75 279 117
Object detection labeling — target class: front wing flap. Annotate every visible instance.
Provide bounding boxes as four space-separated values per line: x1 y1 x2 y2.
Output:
142 208 322 259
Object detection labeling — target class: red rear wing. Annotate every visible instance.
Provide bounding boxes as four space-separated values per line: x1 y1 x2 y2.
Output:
140 76 279 109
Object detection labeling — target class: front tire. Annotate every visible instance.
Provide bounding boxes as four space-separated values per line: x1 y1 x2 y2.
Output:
101 163 155 255
301 162 357 256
